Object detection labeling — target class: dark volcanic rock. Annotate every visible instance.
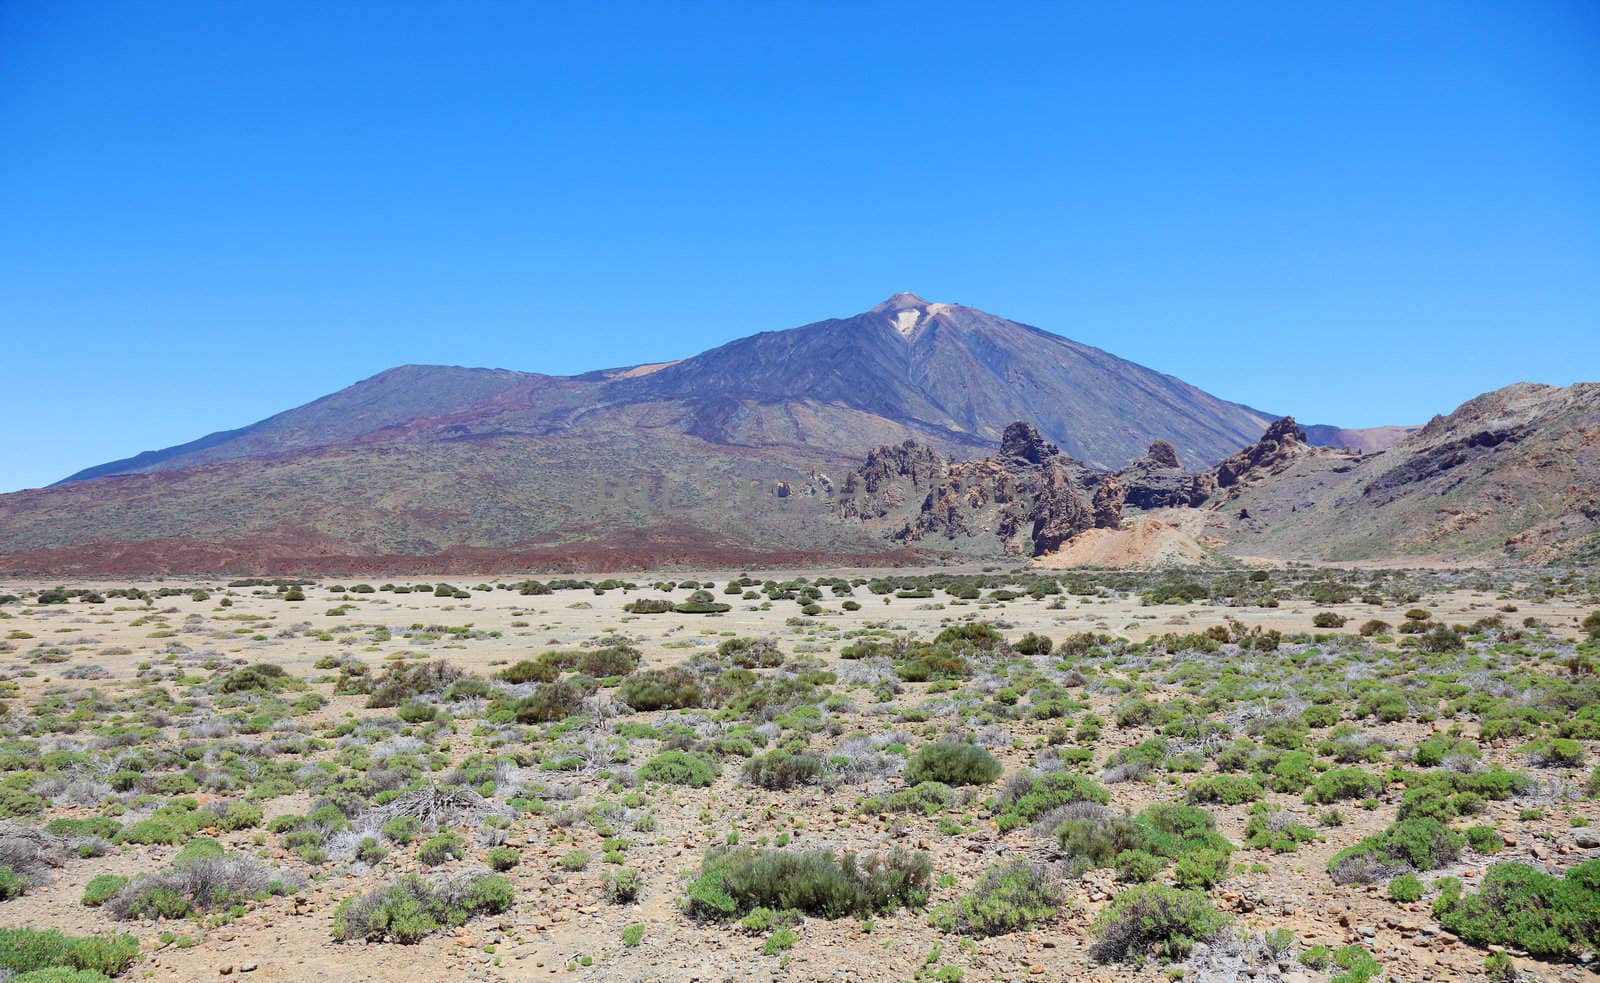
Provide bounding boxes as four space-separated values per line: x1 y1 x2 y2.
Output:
1092 475 1126 530
846 420 1107 556
1000 422 1060 465
1116 442 1208 509
1213 417 1310 490
1146 440 1181 469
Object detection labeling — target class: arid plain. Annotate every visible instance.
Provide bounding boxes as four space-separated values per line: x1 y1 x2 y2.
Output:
3 568 1599 983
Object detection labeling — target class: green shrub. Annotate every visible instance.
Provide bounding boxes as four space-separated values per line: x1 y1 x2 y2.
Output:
639 750 718 787
1014 633 1053 656
498 659 557 684
1433 860 1600 959
80 875 129 907
1089 884 1227 963
1172 848 1231 890
1304 767 1383 804
396 700 437 723
330 872 512 944
217 801 264 831
931 861 1060 937
741 750 825 790
1243 805 1315 852
1465 825 1502 854
559 850 591 871
905 742 1001 787
875 781 955 816
484 847 520 872
1329 945 1382 983
605 867 641 904
1114 850 1164 883
0 929 140 977
1329 818 1464 884
1387 873 1424 903
1583 610 1600 640
684 846 931 921
513 681 585 723
418 831 465 866
617 668 708 711
996 771 1110 831
1185 774 1264 805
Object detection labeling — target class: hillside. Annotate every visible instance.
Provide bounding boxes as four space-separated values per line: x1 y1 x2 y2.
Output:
1216 382 1600 564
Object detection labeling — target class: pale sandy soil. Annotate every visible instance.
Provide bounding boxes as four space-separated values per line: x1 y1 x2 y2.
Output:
1 571 1596 983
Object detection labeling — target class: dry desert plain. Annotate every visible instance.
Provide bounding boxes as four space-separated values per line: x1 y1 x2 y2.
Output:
2 566 1599 983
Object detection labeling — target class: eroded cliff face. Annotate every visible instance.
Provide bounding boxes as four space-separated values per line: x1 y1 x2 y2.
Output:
833 421 1121 556
833 415 1373 560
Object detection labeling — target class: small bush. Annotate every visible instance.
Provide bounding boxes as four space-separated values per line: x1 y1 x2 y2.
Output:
483 847 520 872
684 846 931 921
1433 860 1600 959
1328 818 1463 884
1305 767 1384 804
513 681 585 723
1186 774 1264 805
80 874 129 907
996 771 1111 831
618 668 708 711
1387 873 1424 903
742 750 826 790
331 872 512 944
1089 884 1227 963
418 831 465 866
932 861 1060 937
605 867 641 904
875 781 956 816
639 750 718 788
0 928 140 978
1014 633 1053 656
905 742 1002 787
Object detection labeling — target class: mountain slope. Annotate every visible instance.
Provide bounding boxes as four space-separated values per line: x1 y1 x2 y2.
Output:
1216 383 1600 564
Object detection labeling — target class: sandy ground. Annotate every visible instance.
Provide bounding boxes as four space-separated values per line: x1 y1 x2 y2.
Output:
1 571 1597 983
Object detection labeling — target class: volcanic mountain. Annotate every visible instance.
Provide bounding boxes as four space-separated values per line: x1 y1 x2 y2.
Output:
0 293 1287 572
59 292 1275 483
6 292 1517 574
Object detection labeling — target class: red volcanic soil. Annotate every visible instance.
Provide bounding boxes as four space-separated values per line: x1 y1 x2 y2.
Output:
0 524 930 577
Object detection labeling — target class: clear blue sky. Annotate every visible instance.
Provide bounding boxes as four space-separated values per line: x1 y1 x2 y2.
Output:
2 2 1596 492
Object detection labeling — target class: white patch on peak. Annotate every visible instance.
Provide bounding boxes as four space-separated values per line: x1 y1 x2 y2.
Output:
893 309 921 339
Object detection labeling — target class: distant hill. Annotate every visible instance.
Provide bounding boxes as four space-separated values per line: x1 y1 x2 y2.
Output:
1302 423 1421 454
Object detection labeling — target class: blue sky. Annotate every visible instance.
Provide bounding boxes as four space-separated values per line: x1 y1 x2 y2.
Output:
2 1 1596 492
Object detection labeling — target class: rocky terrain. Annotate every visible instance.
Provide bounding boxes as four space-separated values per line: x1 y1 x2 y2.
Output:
1 568 1597 983
1215 383 1600 566
830 385 1600 568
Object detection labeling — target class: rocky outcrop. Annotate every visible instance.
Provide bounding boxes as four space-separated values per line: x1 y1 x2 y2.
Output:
1091 475 1125 530
835 440 946 520
1116 441 1209 509
999 421 1060 465
1212 417 1311 491
840 421 1118 556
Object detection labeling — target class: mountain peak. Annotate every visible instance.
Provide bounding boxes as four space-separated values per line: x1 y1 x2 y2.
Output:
870 291 931 313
